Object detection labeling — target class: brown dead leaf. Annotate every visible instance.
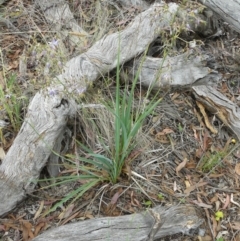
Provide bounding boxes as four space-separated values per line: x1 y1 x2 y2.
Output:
215 200 220 211
69 31 89 37
231 221 240 230
203 130 212 152
8 60 19 70
222 194 230 209
171 92 180 101
58 204 75 220
211 215 217 238
104 189 123 216
210 194 218 203
191 126 199 141
195 148 203 159
155 128 174 136
184 180 191 188
235 163 240 175
8 49 21 59
155 135 170 144
111 190 121 205
196 101 218 134
176 158 188 176
191 200 213 208
185 160 197 169
194 107 205 127
34 222 46 237
124 163 132 180
21 221 34 241
85 212 94 219
61 211 81 226
3 220 20 231
130 191 141 207
116 19 129 26
33 201 44 220
184 182 208 195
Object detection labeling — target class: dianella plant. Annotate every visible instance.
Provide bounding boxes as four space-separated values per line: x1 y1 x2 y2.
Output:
42 49 162 213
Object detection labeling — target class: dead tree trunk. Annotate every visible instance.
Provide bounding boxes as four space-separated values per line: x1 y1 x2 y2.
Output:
123 51 220 89
199 0 240 34
32 205 202 241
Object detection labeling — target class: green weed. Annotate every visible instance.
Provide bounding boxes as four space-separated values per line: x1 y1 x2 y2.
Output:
199 151 226 173
41 50 162 214
0 73 27 133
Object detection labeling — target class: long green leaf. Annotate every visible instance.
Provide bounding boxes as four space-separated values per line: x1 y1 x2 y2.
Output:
45 178 101 215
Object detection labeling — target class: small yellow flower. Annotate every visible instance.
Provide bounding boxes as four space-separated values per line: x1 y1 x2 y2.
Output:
215 211 224 221
231 138 236 144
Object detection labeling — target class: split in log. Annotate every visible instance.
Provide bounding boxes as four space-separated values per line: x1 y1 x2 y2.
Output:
122 50 220 89
199 0 240 34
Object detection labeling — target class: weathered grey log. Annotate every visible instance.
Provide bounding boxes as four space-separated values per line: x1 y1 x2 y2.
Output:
35 0 89 51
33 205 203 241
192 85 240 139
34 0 90 177
0 2 181 217
116 0 150 9
123 50 220 89
199 0 240 34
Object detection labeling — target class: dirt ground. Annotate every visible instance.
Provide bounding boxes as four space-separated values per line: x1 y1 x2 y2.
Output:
1 0 240 241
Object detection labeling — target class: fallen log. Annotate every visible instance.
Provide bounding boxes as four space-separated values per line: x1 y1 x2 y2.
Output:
33 205 203 241
116 0 150 9
199 0 240 34
35 0 89 51
192 85 240 139
123 50 220 89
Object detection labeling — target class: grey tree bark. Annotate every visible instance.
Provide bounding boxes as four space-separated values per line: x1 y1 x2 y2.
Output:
33 205 203 241
199 0 240 34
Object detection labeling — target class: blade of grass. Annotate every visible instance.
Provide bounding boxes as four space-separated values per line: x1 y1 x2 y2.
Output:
43 178 101 216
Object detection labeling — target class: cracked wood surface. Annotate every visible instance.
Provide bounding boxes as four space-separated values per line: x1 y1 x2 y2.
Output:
192 85 240 139
123 50 220 89
33 205 203 241
199 0 240 34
